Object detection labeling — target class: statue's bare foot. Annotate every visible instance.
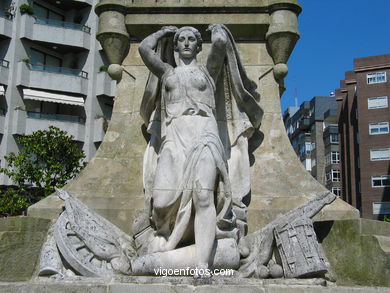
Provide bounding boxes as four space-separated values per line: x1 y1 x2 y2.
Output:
193 263 212 279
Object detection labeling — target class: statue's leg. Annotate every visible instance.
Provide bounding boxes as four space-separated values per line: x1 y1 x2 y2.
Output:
149 142 184 252
193 146 217 275
130 238 239 275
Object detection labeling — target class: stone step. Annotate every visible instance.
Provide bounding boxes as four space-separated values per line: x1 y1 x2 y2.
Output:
1 279 390 293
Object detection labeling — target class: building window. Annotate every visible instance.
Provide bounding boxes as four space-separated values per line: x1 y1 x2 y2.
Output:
369 122 389 135
331 187 341 197
311 158 316 167
330 134 339 144
326 169 340 182
370 148 390 161
33 3 64 22
368 96 388 109
325 151 339 165
305 142 312 155
30 48 62 69
372 202 390 215
372 175 390 187
367 72 387 84
332 170 341 182
331 151 340 164
311 142 316 150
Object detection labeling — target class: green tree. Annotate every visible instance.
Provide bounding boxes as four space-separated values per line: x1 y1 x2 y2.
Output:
0 126 85 215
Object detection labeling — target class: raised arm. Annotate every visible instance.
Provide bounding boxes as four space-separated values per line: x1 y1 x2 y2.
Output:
139 26 177 79
206 24 228 83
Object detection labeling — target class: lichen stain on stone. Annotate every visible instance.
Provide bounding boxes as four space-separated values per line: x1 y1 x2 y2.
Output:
105 131 120 142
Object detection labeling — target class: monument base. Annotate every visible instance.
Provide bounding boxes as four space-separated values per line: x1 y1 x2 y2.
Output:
1 216 389 288
1 277 390 293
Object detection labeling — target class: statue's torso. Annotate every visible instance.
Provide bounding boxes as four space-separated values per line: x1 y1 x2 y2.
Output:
162 65 216 120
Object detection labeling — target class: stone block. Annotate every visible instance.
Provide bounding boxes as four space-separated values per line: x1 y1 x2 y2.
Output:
315 219 390 287
0 217 51 282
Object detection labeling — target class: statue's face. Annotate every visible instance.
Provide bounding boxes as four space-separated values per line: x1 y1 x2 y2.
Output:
176 30 198 59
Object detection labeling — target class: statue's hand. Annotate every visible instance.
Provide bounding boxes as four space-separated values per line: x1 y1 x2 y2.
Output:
161 26 178 36
207 24 224 33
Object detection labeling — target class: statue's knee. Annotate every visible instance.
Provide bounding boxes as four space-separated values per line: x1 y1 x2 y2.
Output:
195 190 213 209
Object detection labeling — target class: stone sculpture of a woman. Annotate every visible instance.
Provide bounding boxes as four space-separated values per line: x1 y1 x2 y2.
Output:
137 24 263 276
38 24 335 280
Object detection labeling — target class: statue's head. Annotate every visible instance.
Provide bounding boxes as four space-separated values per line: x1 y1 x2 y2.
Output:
174 26 202 59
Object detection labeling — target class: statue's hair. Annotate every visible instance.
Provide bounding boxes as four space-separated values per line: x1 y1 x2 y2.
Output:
173 26 203 52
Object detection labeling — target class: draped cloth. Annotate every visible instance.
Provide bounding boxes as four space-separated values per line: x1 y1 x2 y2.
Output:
140 25 263 251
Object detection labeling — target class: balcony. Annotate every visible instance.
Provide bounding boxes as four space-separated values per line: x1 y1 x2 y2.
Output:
12 109 86 141
298 118 310 131
0 59 9 85
20 14 90 50
34 17 90 33
93 117 108 142
0 14 12 39
96 72 115 97
17 62 88 95
324 125 339 137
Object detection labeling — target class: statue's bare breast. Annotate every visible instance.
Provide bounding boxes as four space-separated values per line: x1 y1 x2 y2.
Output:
164 66 214 105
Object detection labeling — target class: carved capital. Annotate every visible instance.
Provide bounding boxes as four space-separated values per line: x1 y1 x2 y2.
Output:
266 8 300 66
96 1 130 65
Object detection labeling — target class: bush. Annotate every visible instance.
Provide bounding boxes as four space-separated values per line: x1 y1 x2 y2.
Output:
0 126 85 215
99 65 108 72
0 187 29 217
19 4 33 15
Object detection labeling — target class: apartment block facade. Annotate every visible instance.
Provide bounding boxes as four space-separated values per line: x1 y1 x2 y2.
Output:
337 54 390 220
284 96 341 196
0 0 115 185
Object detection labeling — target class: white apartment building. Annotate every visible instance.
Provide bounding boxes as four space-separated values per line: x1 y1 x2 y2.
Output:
0 0 115 185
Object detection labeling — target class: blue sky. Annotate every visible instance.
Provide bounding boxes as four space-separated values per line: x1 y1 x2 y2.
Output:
281 0 390 112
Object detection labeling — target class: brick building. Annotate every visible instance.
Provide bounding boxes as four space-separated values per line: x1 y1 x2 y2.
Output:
337 54 390 220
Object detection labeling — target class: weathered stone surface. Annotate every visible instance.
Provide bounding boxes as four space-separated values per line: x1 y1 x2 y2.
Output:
0 217 51 282
0 281 107 293
315 219 390 287
1 279 390 293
